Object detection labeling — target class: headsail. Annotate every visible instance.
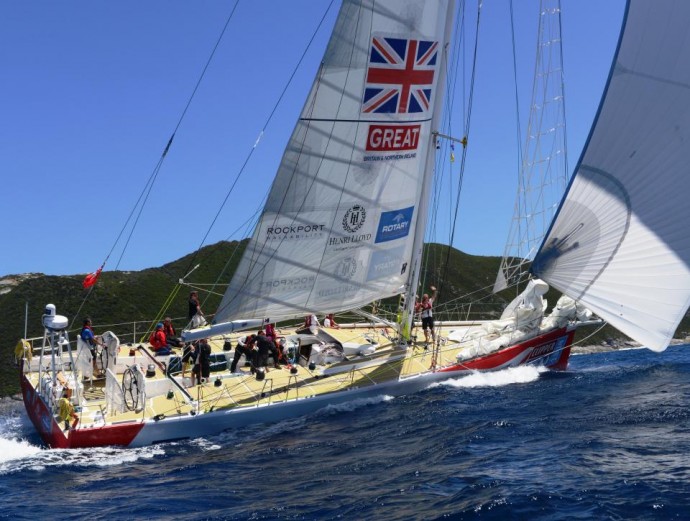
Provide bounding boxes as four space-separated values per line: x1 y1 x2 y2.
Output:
532 0 690 351
215 0 455 323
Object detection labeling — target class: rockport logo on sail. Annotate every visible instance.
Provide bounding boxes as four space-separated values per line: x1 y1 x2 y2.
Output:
375 206 414 243
265 223 326 241
261 275 316 291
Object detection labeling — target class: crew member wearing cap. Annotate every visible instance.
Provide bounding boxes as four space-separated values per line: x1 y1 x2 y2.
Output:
149 322 172 356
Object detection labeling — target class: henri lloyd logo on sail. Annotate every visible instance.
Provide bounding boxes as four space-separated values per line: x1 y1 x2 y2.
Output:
316 257 360 299
342 205 366 233
336 257 358 279
329 205 372 250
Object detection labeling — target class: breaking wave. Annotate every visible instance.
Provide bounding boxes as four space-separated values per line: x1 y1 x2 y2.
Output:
432 365 547 389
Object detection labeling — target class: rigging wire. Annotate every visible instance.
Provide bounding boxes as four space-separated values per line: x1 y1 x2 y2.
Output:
70 1 241 328
196 191 267 310
556 0 570 182
113 1 241 274
432 0 483 318
508 0 525 300
495 0 571 297
181 0 337 306
423 0 482 365
423 0 466 295
214 1 395 322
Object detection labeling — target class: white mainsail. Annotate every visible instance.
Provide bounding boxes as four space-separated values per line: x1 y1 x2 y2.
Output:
532 0 690 351
215 0 455 323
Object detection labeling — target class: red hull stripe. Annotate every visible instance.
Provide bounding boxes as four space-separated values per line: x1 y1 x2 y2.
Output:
20 367 144 448
439 327 575 373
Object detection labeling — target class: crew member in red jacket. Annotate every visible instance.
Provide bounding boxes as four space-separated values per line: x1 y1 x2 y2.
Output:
150 323 172 356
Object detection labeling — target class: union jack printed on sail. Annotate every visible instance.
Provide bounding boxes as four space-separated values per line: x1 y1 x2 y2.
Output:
362 36 438 115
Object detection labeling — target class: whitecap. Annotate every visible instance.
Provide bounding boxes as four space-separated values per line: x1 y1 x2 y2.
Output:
0 410 165 474
431 365 546 389
320 394 394 415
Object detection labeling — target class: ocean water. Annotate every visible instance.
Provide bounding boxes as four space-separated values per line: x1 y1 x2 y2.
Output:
1 345 689 520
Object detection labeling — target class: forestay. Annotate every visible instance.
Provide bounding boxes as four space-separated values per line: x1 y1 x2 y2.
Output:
216 0 454 322
532 0 690 351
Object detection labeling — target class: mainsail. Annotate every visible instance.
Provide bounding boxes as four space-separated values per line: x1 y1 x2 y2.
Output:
216 0 455 323
532 0 690 351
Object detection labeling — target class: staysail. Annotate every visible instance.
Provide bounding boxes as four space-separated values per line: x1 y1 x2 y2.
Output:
215 0 455 323
532 0 690 351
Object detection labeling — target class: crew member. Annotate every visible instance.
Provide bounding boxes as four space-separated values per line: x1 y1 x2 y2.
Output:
181 342 198 384
265 322 278 344
188 291 202 320
230 334 256 373
420 286 438 345
323 313 340 329
58 389 79 431
254 330 281 370
192 338 212 384
80 317 102 374
304 314 319 334
149 323 172 356
163 317 183 347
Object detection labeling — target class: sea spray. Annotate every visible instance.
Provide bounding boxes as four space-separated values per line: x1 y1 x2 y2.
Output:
431 365 547 389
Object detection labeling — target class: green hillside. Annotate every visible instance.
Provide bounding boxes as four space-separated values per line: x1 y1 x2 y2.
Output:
1 240 688 397
0 240 247 396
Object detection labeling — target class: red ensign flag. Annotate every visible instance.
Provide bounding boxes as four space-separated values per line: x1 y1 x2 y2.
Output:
82 266 103 289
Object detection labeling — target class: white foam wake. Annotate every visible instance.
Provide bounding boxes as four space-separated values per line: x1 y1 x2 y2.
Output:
433 365 547 389
0 411 165 475
321 394 394 415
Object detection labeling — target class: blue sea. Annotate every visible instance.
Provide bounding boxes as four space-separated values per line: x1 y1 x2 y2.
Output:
1 345 689 520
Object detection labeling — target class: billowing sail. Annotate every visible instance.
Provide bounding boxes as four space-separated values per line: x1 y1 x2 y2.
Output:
215 0 454 323
532 0 690 351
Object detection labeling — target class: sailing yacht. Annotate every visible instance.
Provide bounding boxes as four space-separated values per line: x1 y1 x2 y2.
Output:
18 0 690 448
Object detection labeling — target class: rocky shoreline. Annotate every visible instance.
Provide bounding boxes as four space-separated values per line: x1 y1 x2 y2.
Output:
572 338 688 355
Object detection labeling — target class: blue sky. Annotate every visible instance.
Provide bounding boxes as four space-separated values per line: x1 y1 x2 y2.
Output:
0 0 625 277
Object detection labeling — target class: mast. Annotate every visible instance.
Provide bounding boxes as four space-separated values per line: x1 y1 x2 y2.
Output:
400 0 457 341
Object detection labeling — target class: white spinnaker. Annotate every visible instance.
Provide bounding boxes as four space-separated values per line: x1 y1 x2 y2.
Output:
216 0 454 322
532 0 690 351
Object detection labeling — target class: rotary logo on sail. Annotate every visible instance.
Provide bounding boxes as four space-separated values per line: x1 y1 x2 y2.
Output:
375 206 414 243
